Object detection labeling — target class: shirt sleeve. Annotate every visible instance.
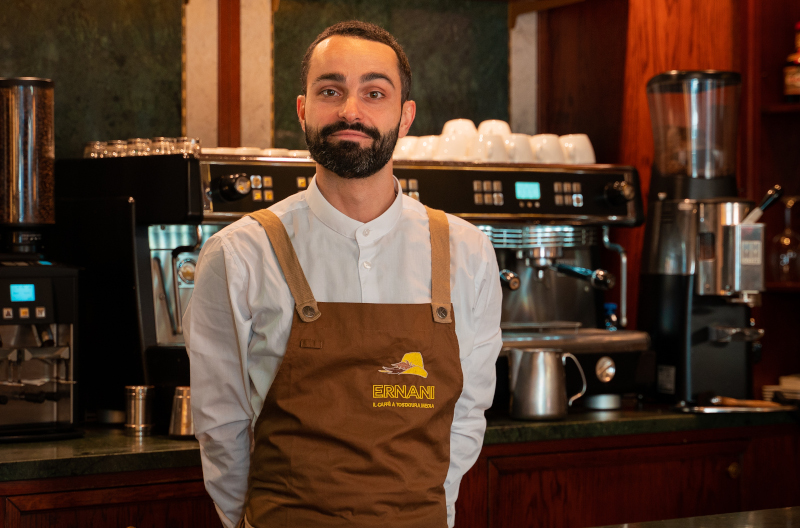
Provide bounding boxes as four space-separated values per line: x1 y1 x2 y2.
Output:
184 235 254 527
444 236 503 527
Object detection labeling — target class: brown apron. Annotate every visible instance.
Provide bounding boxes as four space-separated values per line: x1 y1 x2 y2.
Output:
238 206 463 528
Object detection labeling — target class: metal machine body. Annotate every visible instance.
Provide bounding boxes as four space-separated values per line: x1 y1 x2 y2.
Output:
54 154 652 424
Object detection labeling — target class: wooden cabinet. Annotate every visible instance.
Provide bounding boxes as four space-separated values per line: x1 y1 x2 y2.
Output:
455 425 800 528
0 467 220 528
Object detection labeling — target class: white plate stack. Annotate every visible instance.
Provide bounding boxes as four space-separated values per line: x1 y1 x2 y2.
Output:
762 374 800 401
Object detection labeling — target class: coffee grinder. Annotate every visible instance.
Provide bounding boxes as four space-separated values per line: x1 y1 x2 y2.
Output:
0 78 79 440
638 71 773 404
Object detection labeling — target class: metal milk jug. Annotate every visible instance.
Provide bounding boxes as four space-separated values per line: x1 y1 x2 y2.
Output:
508 348 587 420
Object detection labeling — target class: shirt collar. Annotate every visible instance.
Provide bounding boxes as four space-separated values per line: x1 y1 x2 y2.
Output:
305 175 404 241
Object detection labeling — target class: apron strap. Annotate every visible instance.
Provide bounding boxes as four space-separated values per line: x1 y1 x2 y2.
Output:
248 209 321 322
425 206 453 324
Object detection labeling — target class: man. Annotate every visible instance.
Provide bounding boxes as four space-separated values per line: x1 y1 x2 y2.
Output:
185 20 502 528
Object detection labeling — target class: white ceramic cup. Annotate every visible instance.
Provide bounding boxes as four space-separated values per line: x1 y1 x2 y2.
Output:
559 134 596 164
505 134 535 163
477 120 512 140
261 148 290 157
442 119 477 137
411 135 439 160
469 134 509 163
393 136 418 160
530 134 566 163
434 132 475 161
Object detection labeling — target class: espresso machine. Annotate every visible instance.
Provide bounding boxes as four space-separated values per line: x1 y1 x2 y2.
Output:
638 71 770 404
54 151 653 424
0 77 79 441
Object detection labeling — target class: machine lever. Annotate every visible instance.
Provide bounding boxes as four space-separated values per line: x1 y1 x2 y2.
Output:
603 226 628 327
171 225 203 335
708 325 765 343
551 264 616 291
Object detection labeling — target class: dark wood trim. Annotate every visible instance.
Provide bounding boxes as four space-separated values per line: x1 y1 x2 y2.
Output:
218 0 241 147
0 466 204 496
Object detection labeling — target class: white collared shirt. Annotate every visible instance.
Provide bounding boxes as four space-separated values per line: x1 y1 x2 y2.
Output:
184 176 503 528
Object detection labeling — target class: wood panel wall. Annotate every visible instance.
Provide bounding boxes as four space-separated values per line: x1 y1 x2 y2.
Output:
539 0 740 330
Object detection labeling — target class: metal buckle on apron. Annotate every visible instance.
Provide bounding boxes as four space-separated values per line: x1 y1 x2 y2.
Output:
297 302 321 322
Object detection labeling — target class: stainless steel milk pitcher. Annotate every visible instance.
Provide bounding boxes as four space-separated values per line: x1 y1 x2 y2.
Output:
508 348 587 420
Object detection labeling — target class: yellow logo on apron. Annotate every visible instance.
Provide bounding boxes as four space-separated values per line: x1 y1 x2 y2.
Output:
378 352 428 378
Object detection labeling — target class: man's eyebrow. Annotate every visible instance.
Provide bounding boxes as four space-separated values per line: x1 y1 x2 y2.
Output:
360 72 395 88
312 72 346 85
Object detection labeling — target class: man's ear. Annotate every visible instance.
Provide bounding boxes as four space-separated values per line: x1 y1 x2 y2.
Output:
398 100 416 138
297 95 306 131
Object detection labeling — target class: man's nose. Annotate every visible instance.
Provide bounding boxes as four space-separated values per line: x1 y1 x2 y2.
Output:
338 95 361 122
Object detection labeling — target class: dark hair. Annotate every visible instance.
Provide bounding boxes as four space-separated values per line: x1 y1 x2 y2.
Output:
300 21 412 104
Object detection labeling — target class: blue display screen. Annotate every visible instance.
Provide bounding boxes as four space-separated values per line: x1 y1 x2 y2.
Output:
10 284 35 302
515 181 541 200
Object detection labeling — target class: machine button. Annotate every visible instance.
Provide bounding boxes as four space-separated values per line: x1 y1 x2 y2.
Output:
252 189 263 201
484 193 493 204
262 176 273 188
483 180 492 192
296 177 307 188
250 175 263 189
264 190 274 201
409 191 420 201
534 201 540 208
554 182 562 193
519 201 525 208
2 308 12 320
473 180 482 192
492 193 504 206
19 307 30 319
573 194 584 207
399 179 408 191
563 182 572 193
492 180 502 192
554 194 564 206
595 356 616 382
527 201 534 208
475 194 484 205
35 307 46 319
408 179 419 191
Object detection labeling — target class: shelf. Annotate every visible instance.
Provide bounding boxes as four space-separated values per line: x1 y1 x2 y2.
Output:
765 281 800 292
761 103 800 114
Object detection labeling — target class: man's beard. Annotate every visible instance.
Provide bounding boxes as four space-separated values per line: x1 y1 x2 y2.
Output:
304 120 399 179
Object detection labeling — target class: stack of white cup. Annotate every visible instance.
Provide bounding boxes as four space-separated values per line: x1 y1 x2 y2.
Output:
393 119 596 165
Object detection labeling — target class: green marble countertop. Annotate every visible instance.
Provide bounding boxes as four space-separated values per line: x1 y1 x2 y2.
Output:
0 427 200 482
0 407 795 482
482 406 798 445
593 506 800 527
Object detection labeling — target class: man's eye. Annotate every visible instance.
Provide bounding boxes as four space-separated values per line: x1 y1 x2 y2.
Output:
321 89 338 96
367 91 384 99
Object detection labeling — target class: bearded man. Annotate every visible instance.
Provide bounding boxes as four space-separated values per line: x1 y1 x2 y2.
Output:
185 20 502 528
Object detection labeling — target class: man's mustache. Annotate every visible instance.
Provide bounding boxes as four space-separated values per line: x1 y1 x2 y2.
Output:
319 121 381 142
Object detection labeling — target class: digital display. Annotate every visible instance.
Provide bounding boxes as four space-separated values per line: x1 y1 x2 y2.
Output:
515 181 541 200
10 284 35 302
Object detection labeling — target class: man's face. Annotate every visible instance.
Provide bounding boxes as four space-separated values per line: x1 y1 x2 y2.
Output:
297 36 415 179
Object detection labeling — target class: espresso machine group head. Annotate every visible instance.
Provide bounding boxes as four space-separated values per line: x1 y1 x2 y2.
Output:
638 71 773 404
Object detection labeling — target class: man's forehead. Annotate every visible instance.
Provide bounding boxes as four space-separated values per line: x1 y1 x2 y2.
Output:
308 35 399 80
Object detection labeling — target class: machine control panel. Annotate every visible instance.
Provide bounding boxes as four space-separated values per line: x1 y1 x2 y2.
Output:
0 275 55 325
200 159 643 225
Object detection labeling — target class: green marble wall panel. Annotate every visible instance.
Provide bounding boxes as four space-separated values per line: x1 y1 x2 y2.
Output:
0 0 182 159
274 0 509 149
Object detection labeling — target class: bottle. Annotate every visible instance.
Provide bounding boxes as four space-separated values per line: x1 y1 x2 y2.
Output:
603 303 618 332
784 21 800 103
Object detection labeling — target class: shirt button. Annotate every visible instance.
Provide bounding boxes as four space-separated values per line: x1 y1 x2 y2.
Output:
363 261 371 269
362 228 370 236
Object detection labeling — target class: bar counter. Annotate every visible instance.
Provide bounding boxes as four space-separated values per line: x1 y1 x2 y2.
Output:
1 407 795 482
594 506 800 528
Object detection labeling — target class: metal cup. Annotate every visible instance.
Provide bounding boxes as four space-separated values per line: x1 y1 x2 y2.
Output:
125 385 155 437
168 386 194 438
